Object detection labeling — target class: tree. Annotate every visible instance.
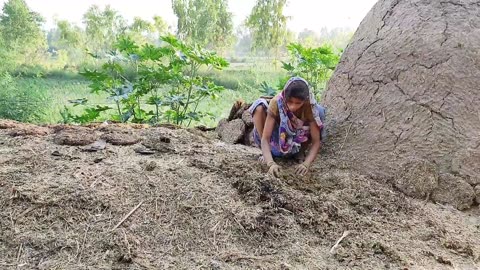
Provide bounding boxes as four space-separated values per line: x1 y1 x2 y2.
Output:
54 20 83 49
153 15 169 37
127 17 154 44
298 29 320 47
0 0 45 64
172 0 234 52
210 0 235 53
316 27 354 49
122 16 170 46
83 5 127 54
47 19 85 66
245 0 288 57
234 25 253 57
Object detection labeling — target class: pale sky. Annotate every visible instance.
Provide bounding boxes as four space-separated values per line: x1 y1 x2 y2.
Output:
0 0 378 33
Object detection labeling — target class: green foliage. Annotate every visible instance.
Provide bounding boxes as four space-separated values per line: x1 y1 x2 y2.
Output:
153 15 169 37
0 0 45 49
130 17 154 33
83 5 127 54
260 81 277 96
124 15 170 45
126 17 154 45
48 19 85 67
281 43 341 96
55 20 83 48
14 77 97 123
200 65 286 93
76 35 229 126
172 0 235 52
45 40 86 70
0 72 49 122
245 0 288 56
0 44 17 73
298 27 354 49
12 63 47 77
146 35 229 125
0 0 46 68
60 104 111 124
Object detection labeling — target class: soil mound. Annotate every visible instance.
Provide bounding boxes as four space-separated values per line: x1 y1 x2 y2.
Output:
323 0 480 209
1 120 479 269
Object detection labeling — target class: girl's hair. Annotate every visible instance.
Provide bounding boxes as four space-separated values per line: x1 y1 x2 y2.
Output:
284 80 310 101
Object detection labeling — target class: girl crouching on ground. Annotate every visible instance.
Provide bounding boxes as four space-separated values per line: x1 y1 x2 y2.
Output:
248 77 326 177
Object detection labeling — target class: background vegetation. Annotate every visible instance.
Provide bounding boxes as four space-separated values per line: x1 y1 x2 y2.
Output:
0 0 349 126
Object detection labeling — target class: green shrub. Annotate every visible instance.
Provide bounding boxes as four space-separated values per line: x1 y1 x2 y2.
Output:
0 72 50 122
200 67 285 92
282 43 341 97
46 69 84 80
11 64 47 78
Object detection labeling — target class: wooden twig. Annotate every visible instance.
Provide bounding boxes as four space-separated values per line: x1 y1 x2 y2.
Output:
176 158 185 165
0 263 17 266
16 243 23 262
76 226 90 262
330 231 351 254
111 201 144 231
221 253 271 263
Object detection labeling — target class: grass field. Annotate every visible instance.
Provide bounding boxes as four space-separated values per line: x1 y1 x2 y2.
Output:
4 64 287 127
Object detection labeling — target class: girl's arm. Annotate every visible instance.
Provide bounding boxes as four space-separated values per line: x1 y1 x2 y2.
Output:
303 122 321 167
261 113 276 165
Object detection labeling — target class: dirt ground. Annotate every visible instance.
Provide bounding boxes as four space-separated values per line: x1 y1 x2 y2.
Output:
0 120 479 269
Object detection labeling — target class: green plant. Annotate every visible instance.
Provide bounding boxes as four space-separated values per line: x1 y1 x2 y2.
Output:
79 50 128 122
60 102 110 124
281 43 340 96
76 35 229 126
0 72 49 122
159 35 229 125
260 81 276 96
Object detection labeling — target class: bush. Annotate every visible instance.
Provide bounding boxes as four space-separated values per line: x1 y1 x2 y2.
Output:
11 64 48 78
0 48 17 74
200 68 285 92
0 72 50 122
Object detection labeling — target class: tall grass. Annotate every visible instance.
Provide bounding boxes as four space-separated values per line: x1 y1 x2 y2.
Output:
12 76 107 123
0 72 50 123
0 62 287 126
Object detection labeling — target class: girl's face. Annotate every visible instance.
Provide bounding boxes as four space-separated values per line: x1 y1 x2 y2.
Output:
286 97 305 113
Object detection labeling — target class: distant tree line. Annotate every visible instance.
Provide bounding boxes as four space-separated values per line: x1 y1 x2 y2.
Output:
0 0 353 72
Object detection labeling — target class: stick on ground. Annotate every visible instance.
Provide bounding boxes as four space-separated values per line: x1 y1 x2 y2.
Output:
330 231 351 254
16 243 23 262
112 201 144 231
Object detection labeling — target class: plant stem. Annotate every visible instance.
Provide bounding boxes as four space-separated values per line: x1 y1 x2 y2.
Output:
154 87 159 123
181 63 198 123
137 96 141 120
187 98 202 127
175 103 181 125
116 101 122 121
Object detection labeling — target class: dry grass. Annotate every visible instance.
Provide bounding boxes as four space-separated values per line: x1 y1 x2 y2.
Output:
0 120 479 269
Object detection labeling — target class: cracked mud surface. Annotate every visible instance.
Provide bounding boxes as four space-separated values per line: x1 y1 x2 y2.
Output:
323 0 480 209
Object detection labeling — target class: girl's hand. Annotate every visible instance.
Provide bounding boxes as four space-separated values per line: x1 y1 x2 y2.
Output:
294 163 309 176
267 161 281 178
